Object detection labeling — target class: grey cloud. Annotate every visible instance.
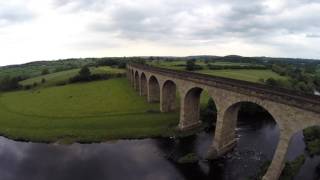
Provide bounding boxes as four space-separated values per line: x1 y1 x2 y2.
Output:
188 1 320 42
0 6 34 26
53 0 96 7
306 34 320 38
83 0 320 50
89 1 251 39
89 3 176 40
52 0 107 11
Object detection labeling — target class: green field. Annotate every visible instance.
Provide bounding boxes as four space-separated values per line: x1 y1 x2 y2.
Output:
198 69 287 82
20 66 125 88
0 70 181 142
148 60 186 70
149 60 286 83
0 61 286 143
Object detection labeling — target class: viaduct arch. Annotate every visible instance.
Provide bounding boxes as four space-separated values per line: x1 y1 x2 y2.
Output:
127 63 320 180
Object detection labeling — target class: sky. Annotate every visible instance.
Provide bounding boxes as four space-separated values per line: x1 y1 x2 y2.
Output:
0 0 320 66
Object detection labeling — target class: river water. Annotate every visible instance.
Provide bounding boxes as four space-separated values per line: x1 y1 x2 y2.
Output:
0 117 319 180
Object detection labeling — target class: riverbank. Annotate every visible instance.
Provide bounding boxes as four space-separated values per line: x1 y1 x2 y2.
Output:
0 78 184 143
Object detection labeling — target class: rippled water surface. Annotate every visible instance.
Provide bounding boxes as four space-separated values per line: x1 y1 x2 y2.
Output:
0 118 319 180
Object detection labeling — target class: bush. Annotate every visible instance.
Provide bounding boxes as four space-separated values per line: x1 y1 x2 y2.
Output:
186 59 202 71
79 66 91 79
280 155 305 180
65 65 126 85
69 66 92 83
265 78 278 86
303 126 320 155
255 155 305 180
0 76 22 91
24 85 32 90
69 73 116 84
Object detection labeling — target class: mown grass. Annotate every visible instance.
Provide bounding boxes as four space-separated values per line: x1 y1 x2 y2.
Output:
0 77 180 143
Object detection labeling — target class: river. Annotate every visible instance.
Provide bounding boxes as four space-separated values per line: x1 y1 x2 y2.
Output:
0 117 319 180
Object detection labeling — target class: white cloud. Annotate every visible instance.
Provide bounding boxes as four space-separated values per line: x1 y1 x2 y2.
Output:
0 0 320 66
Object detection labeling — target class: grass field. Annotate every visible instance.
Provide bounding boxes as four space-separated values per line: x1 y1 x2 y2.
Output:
0 58 99 80
20 66 125 88
149 60 286 83
148 61 186 70
0 75 181 142
0 61 285 143
198 69 287 82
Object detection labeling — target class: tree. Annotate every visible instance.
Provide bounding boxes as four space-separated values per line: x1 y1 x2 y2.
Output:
186 59 196 71
265 78 278 86
79 66 91 79
41 68 49 75
41 78 46 84
0 76 22 91
200 97 217 128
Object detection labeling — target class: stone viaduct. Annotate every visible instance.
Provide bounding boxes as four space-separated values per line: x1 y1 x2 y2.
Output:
126 63 320 180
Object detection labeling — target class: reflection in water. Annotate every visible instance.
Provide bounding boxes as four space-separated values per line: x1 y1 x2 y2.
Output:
0 138 188 180
0 117 317 180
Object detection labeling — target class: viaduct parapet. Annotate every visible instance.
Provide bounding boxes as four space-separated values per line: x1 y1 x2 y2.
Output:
127 63 320 180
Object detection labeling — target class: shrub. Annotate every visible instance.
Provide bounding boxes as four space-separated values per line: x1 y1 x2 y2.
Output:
280 155 305 180
24 85 32 90
0 76 22 91
68 73 121 84
255 155 305 180
303 126 320 155
186 59 196 71
79 66 91 79
265 78 278 86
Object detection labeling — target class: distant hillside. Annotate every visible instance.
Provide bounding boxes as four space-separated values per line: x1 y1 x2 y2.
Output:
0 58 101 80
0 57 128 80
187 55 320 64
1 55 319 80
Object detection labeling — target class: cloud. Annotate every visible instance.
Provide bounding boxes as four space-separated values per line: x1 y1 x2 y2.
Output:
86 0 320 45
0 0 320 66
0 3 34 27
306 34 320 38
52 0 107 12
